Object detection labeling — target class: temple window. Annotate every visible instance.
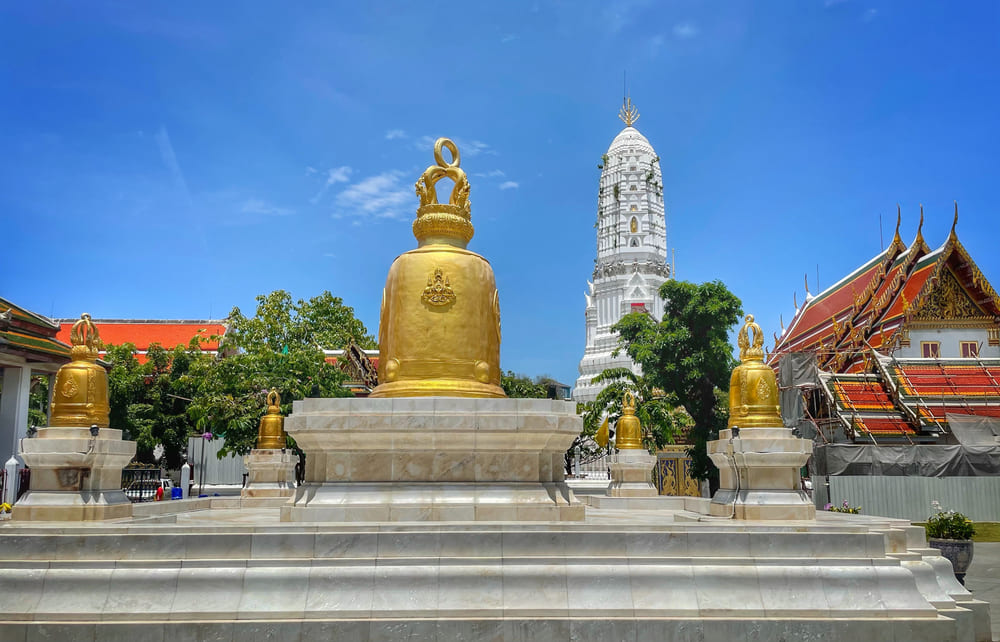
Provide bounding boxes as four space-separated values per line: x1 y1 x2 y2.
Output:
630 205 637 212
630 238 639 247
921 341 940 358
961 341 979 358
630 185 636 191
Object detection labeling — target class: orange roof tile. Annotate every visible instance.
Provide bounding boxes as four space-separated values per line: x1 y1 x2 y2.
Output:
55 319 225 363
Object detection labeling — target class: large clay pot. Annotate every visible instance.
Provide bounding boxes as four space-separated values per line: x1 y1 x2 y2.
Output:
928 538 974 585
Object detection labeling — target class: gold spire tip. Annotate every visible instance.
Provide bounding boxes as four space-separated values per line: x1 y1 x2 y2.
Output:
618 96 639 127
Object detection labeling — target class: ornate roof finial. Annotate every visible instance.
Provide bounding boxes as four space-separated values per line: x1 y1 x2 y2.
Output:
951 200 959 237
619 96 640 127
412 138 474 248
892 204 902 246
804 273 810 297
780 314 785 332
793 291 798 311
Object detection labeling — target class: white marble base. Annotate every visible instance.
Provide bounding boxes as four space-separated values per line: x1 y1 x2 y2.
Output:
607 448 657 497
242 449 296 499
282 397 585 522
14 426 136 521
707 427 815 520
0 513 989 641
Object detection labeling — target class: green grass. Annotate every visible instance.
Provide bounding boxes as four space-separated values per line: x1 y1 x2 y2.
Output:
912 522 1000 542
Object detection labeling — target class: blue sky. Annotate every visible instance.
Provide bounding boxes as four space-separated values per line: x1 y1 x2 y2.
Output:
2 1 998 388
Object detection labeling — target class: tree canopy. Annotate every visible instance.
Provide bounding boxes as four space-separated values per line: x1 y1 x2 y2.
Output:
581 367 691 453
612 279 742 480
105 290 374 464
500 371 549 399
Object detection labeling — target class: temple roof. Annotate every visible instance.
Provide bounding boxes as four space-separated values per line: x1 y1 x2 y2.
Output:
55 319 226 363
770 209 1000 373
0 297 71 364
819 357 1000 441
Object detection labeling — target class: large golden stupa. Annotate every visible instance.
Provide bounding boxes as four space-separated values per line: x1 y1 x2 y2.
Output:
370 138 504 398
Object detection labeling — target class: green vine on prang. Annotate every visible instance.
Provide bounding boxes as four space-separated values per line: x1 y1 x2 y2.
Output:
613 184 620 200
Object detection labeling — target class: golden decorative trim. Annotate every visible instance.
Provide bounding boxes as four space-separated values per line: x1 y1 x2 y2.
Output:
421 268 456 306
619 96 639 127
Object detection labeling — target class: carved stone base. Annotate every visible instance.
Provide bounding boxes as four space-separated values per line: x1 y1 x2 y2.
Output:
607 449 658 497
242 449 296 499
14 426 136 521
282 397 584 522
707 427 815 520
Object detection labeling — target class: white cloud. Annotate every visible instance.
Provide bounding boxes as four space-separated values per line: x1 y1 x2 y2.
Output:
474 169 507 178
310 166 353 204
824 0 848 6
241 198 294 216
334 170 413 220
501 34 518 43
862 8 877 21
415 135 495 157
673 22 699 39
385 129 406 140
499 181 519 190
647 34 666 56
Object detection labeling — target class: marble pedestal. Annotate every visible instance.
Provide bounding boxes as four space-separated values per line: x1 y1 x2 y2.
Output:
242 449 296 498
282 397 584 522
707 426 815 520
607 448 657 497
13 426 136 521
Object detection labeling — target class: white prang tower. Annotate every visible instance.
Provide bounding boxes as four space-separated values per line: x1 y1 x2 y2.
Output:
574 98 671 404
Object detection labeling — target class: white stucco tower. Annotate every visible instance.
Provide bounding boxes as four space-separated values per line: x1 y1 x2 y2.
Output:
574 99 670 404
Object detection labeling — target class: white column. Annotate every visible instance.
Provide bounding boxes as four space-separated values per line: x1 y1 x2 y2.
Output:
0 366 32 467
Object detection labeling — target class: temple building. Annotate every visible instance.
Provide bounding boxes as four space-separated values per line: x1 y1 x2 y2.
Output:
0 298 70 472
770 207 1000 449
54 319 226 363
574 98 671 403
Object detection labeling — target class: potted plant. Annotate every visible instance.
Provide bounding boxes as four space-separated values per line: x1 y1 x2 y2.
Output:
925 500 975 585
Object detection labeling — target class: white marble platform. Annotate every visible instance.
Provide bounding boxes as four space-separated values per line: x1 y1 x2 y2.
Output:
0 506 991 641
283 397 585 521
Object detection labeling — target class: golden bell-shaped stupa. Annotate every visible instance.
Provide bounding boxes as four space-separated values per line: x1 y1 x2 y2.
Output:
370 138 504 398
257 389 286 449
616 390 644 450
49 313 110 428
728 314 782 429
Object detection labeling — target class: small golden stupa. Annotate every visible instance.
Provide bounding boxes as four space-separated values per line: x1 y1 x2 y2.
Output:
49 313 110 428
728 314 782 429
256 389 286 449
616 390 643 450
370 138 504 398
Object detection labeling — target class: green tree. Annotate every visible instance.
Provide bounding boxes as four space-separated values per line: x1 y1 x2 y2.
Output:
581 368 692 453
500 371 548 398
27 375 49 430
187 290 370 457
104 341 210 469
612 280 742 482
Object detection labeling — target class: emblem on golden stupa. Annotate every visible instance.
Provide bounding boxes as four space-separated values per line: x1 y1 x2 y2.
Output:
728 314 782 429
50 313 110 428
421 268 456 306
370 137 504 398
616 390 644 450
256 388 286 450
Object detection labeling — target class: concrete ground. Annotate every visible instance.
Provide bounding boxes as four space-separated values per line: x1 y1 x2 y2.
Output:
965 542 1000 640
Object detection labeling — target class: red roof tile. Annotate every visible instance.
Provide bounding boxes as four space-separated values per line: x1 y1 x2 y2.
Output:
55 320 225 363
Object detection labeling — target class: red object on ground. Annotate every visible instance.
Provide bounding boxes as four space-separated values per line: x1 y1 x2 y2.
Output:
155 486 164 501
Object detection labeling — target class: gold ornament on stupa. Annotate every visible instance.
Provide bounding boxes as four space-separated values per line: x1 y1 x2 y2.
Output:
616 390 644 450
50 313 110 428
256 389 286 449
728 314 782 429
370 138 504 398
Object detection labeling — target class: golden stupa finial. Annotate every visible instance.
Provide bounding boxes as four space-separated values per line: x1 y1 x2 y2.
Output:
737 314 765 363
728 312 782 429
69 312 101 360
617 389 643 449
256 388 286 449
619 96 640 127
413 138 474 248
50 313 110 427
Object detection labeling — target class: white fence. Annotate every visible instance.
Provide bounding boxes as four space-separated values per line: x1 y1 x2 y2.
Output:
815 475 1000 522
187 437 246 487
574 452 611 480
